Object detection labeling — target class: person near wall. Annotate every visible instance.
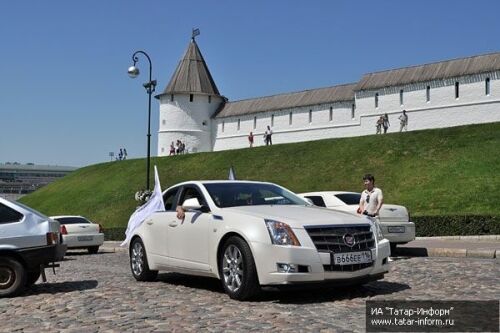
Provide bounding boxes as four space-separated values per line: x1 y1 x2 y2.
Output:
265 126 273 145
383 113 390 134
248 132 254 148
169 142 175 156
399 110 408 132
376 116 384 134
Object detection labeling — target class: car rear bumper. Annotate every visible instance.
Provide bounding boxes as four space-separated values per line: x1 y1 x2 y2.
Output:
17 243 67 270
63 233 104 248
251 239 390 286
380 222 415 244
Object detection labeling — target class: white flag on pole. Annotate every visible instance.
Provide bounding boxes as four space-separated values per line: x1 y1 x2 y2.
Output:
120 166 165 247
228 166 236 180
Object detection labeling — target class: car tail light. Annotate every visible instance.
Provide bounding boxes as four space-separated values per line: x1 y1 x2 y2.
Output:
46 232 59 245
60 225 68 235
98 224 104 233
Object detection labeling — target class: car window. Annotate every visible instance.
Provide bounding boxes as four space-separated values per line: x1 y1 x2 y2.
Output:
178 186 207 207
163 187 180 211
0 203 24 224
53 217 91 224
334 193 361 205
305 196 326 207
204 182 307 208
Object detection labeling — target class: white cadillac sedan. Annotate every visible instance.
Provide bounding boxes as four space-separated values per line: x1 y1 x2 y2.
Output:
128 181 390 300
298 191 415 251
50 216 104 254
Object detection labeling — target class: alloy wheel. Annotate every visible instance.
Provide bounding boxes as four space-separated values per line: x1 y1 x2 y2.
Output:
131 242 144 276
222 244 243 292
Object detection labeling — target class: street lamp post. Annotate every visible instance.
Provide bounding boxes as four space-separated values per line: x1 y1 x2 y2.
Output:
127 51 157 190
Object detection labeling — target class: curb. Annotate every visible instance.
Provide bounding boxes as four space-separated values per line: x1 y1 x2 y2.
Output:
396 247 498 259
416 235 500 241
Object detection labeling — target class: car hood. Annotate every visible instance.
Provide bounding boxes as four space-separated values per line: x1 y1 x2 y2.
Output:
223 205 369 228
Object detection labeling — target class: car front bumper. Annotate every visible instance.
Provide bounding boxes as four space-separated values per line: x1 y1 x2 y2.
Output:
380 222 415 244
63 233 104 249
251 238 391 286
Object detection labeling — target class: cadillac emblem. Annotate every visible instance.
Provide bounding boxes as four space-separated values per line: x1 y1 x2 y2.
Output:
343 233 356 247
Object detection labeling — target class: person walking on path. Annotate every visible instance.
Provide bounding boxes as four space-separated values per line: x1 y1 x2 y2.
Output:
383 113 390 134
248 132 254 148
264 126 273 145
123 148 128 160
399 110 408 132
376 116 384 134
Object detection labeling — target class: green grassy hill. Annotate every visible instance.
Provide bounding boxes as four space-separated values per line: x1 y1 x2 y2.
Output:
20 122 500 228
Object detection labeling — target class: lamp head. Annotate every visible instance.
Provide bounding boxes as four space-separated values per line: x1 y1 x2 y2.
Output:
127 66 139 78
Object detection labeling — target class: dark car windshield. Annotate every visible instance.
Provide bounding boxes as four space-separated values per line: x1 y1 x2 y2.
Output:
204 182 308 208
53 217 91 225
334 193 361 205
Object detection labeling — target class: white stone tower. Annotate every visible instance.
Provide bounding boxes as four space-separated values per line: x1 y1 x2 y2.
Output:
156 35 223 155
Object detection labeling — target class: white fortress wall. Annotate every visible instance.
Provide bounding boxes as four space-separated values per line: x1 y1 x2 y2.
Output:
212 102 357 151
212 71 500 152
355 71 500 132
158 94 223 155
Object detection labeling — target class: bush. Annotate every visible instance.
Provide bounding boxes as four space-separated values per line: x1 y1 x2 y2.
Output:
104 227 126 241
414 215 499 237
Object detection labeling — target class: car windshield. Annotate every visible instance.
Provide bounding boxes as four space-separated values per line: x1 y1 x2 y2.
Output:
53 217 91 225
334 193 361 205
204 182 308 208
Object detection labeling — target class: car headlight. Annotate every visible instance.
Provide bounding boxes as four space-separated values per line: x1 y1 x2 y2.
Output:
265 219 301 246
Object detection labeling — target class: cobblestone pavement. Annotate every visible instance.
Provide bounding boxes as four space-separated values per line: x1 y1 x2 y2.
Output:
0 251 498 332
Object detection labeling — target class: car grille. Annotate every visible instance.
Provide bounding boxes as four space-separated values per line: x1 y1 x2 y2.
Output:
304 224 375 272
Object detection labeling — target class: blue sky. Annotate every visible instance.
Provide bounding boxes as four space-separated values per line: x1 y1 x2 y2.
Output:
1 0 498 167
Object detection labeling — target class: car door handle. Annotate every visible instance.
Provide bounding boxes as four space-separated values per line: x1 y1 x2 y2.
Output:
168 221 178 227
146 220 153 225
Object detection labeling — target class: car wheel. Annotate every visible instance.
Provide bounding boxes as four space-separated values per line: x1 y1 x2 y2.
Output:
219 236 260 301
130 238 158 281
0 257 27 297
88 246 99 254
26 269 41 286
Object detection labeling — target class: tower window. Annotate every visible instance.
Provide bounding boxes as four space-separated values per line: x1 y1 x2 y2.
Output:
426 86 430 102
208 95 212 103
486 78 490 95
351 104 355 119
237 119 240 131
162 119 166 125
309 109 312 124
253 116 257 129
455 82 459 99
170 94 174 102
190 94 194 102
399 89 404 106
375 93 379 108
222 121 225 132
289 112 293 125
271 114 275 127
329 107 333 122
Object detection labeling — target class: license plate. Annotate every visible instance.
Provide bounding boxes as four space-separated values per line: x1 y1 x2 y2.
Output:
333 251 372 265
77 236 93 241
388 226 405 233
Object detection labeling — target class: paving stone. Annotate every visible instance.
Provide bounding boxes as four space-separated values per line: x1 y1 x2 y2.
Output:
0 252 498 332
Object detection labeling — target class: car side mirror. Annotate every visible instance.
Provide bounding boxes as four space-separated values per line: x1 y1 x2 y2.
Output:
182 198 202 210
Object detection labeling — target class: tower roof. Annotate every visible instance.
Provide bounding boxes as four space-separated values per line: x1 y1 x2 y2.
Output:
161 39 220 96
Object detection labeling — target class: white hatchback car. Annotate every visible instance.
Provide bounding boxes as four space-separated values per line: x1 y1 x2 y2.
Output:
298 191 415 251
127 181 391 300
50 216 104 254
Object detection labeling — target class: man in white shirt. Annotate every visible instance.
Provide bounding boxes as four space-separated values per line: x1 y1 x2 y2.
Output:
265 126 273 146
358 174 384 217
398 110 408 132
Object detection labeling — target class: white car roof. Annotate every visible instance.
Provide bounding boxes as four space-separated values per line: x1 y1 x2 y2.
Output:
299 191 359 196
